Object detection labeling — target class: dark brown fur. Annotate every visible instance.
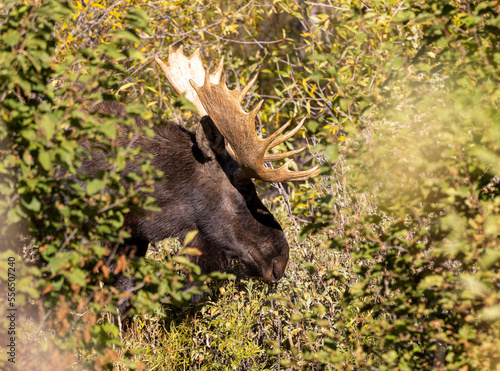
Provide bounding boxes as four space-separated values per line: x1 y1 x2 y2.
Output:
83 101 289 287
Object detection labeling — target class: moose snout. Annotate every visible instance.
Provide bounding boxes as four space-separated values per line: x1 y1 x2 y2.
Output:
263 254 288 282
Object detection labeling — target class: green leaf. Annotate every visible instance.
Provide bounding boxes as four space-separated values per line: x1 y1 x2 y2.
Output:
478 305 500 322
125 8 150 31
393 10 415 23
3 29 20 47
183 230 198 246
391 56 405 69
418 275 444 290
126 49 144 61
99 122 117 139
324 144 338 162
23 195 41 212
38 149 52 171
87 179 106 195
114 30 141 44
355 32 367 42
307 120 319 133
67 268 87 286
174 95 197 113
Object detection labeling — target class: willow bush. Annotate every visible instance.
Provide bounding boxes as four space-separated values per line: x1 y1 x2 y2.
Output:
291 1 500 369
1 0 499 370
0 1 202 369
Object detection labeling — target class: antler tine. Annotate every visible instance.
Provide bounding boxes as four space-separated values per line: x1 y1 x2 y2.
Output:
238 74 258 103
262 118 311 162
263 120 292 147
211 57 224 84
268 117 307 148
155 46 224 118
263 147 305 162
263 160 321 182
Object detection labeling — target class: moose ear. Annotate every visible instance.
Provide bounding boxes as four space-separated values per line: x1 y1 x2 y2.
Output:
195 115 228 160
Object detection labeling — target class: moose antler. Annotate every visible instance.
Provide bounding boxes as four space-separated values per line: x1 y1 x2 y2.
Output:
156 46 320 182
155 45 223 118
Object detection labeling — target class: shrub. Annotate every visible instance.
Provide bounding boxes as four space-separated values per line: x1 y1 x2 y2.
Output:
1 0 498 369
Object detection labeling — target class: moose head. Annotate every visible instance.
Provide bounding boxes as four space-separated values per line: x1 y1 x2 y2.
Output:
150 46 319 282
91 45 319 287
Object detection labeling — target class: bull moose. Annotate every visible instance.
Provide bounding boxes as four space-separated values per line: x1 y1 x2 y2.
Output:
86 46 319 308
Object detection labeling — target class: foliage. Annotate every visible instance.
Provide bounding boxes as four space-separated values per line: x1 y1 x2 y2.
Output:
0 0 499 370
291 0 500 369
0 1 202 369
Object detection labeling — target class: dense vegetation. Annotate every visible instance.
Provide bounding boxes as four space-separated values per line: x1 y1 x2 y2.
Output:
1 0 499 369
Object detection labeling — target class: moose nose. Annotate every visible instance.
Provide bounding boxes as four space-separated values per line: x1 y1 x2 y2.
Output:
263 255 288 282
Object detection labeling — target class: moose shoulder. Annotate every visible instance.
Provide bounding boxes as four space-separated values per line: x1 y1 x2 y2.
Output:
84 46 319 288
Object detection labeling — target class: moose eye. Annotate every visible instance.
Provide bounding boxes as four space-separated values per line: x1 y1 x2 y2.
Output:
233 180 256 201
